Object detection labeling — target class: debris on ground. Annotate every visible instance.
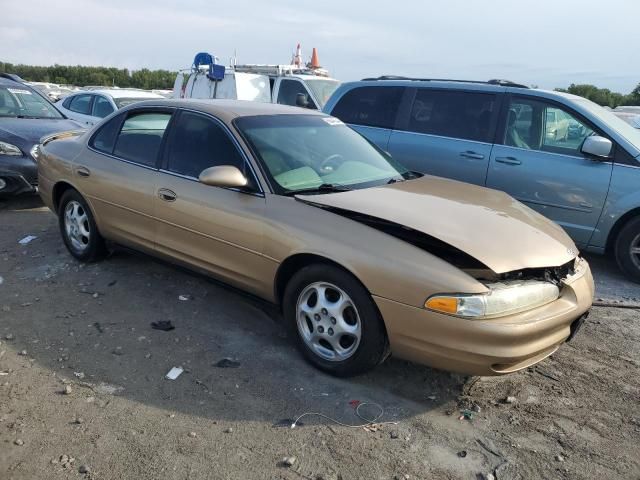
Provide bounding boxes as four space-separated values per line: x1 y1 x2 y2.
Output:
63 385 72 395
18 235 37 245
178 294 192 301
459 410 474 421
504 396 517 404
165 367 184 380
224 427 233 433
151 320 175 331
78 465 90 474
188 431 197 438
14 438 24 446
282 456 297 467
457 450 467 458
215 358 240 368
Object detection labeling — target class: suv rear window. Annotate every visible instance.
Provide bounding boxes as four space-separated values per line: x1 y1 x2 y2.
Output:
330 86 403 129
407 89 497 143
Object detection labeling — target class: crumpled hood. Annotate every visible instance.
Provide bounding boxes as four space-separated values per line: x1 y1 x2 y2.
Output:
298 176 577 274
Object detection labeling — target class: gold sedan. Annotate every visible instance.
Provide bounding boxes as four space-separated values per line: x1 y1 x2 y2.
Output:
37 99 594 376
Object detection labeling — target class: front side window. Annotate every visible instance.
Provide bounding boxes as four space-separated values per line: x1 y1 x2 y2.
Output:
407 89 497 143
69 94 93 115
92 96 114 118
112 112 171 167
165 111 246 179
304 79 340 108
235 114 411 194
504 98 594 155
330 86 404 129
277 80 317 109
0 85 63 119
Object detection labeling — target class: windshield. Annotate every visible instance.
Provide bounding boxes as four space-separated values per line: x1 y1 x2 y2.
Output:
575 98 640 149
235 114 410 194
304 79 340 108
0 85 64 119
114 97 161 109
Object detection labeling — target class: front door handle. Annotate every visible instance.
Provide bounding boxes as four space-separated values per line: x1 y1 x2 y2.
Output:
460 151 485 160
76 166 91 177
158 188 177 202
495 156 522 166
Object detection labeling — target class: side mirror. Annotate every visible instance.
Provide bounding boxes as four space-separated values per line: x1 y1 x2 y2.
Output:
295 93 310 108
581 135 612 159
199 165 248 188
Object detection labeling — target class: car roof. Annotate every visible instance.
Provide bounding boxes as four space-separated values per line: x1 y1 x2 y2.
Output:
0 76 30 88
92 89 164 99
124 98 326 120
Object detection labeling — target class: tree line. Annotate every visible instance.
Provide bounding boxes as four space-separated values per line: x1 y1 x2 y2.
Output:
0 62 176 90
555 83 640 108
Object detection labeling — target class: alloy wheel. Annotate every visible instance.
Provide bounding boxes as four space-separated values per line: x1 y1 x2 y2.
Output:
296 282 362 362
64 200 91 252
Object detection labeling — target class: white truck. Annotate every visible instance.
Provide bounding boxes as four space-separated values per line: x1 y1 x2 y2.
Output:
173 50 341 110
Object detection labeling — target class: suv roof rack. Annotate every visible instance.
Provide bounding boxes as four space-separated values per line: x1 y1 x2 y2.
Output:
360 76 529 88
0 73 24 82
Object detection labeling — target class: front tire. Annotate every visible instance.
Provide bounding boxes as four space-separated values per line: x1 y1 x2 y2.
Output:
614 216 640 283
283 264 388 376
58 189 106 262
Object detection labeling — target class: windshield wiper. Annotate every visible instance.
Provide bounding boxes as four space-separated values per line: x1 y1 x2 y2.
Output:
285 183 352 196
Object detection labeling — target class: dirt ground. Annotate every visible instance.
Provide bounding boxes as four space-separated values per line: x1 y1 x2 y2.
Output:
1 195 639 480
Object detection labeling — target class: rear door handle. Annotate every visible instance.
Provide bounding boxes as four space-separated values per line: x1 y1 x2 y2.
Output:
76 166 91 177
495 156 522 165
460 151 485 160
158 188 177 202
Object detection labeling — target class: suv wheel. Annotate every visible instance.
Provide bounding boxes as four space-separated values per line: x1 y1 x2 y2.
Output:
58 190 106 262
283 264 388 376
614 216 640 283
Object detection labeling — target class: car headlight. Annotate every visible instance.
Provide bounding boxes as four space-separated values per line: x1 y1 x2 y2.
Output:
0 141 22 156
425 280 560 319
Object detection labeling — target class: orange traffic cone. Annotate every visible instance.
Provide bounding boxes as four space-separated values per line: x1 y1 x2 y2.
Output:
310 48 320 69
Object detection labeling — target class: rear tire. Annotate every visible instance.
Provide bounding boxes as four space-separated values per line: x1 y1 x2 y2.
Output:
58 189 106 262
283 264 388 376
614 216 640 283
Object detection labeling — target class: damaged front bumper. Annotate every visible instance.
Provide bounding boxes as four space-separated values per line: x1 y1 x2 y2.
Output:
374 257 594 376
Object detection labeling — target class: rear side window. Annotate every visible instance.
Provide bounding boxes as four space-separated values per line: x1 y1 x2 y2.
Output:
69 94 93 115
113 112 171 167
407 89 497 142
62 96 72 109
165 111 245 178
92 96 114 118
90 114 123 153
330 86 403 129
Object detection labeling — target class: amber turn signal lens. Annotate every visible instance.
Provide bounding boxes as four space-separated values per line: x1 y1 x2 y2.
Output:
425 296 458 314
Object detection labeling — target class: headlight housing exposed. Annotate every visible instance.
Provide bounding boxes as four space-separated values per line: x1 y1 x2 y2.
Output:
0 141 22 156
425 280 560 319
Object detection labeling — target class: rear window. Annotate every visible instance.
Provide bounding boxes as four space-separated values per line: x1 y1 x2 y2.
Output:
330 86 404 129
406 89 497 143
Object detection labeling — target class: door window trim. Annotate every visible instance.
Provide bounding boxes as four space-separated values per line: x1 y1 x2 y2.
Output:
159 108 264 196
87 106 175 170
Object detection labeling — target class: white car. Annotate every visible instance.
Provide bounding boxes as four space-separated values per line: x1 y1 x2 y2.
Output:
55 89 164 126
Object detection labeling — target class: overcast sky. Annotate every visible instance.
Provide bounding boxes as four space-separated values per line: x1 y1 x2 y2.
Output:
1 0 639 92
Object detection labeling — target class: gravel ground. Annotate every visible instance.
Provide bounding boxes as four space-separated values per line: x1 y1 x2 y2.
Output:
1 195 639 480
